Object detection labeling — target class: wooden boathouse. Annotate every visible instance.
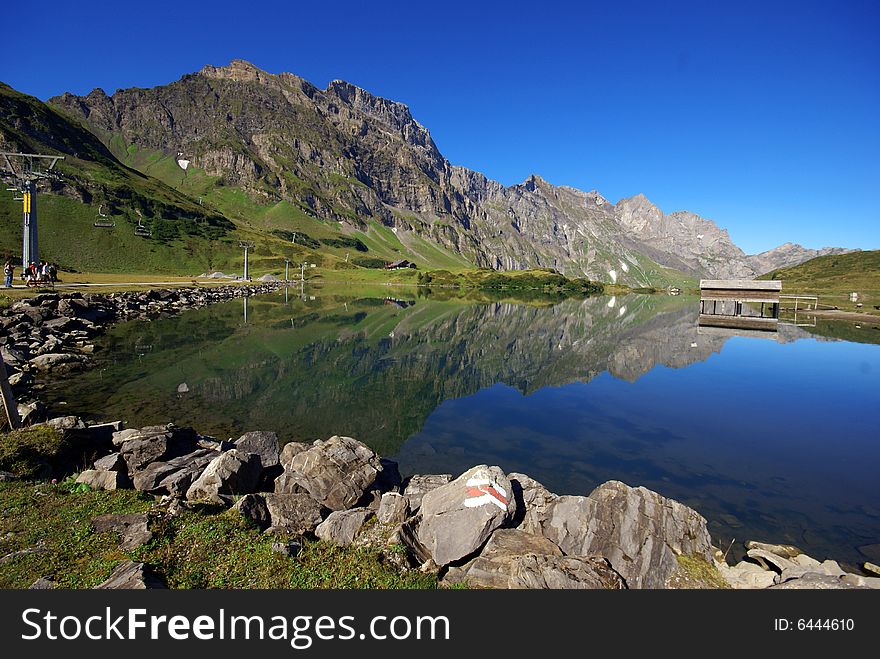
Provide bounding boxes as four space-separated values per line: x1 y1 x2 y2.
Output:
699 279 782 331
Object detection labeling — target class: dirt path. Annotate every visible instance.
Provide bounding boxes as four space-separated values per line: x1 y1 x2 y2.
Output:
803 309 880 323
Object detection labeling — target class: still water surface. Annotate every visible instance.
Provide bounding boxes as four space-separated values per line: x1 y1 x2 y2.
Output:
41 288 880 566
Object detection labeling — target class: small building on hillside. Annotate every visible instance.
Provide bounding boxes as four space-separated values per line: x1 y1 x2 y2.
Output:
699 279 782 331
385 259 416 270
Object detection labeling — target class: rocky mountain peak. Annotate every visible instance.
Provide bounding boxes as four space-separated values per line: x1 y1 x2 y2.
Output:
199 59 269 83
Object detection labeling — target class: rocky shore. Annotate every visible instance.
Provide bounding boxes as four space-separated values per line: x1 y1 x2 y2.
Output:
0 283 286 424
7 418 873 590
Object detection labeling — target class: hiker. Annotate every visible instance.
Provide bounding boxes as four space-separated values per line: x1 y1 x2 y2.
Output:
49 263 58 283
3 261 13 288
39 260 49 284
25 262 38 287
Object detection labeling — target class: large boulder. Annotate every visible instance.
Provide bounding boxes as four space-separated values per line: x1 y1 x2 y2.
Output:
539 481 713 589
185 449 262 503
281 436 385 511
315 508 374 547
417 465 515 567
509 472 557 535
235 431 280 469
264 493 326 535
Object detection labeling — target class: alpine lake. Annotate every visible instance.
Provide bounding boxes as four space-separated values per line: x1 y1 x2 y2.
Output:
39 284 880 568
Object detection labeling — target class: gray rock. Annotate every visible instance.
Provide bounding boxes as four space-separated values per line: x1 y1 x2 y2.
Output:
377 492 410 526
315 508 374 547
717 560 777 589
132 448 217 495
389 515 432 565
840 574 880 589
29 577 55 589
29 353 87 372
509 555 625 589
417 465 515 567
235 430 280 469
273 470 308 494
509 472 557 535
235 494 271 530
282 436 384 511
75 469 130 491
0 471 17 482
746 548 799 573
186 449 262 503
264 493 325 535
121 436 170 474
119 425 199 475
272 541 302 558
778 560 846 584
865 562 880 576
43 416 86 432
770 573 870 589
94 452 126 472
540 480 713 589
94 561 166 589
403 474 452 511
91 514 152 551
745 540 803 559
279 441 310 466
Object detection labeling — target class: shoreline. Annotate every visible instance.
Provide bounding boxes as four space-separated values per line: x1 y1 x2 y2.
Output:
1 419 877 590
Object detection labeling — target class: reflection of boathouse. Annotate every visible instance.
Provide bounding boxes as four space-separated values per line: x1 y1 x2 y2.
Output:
699 279 781 332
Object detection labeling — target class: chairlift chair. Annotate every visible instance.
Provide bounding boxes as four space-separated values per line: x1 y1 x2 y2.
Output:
135 218 152 237
93 204 115 228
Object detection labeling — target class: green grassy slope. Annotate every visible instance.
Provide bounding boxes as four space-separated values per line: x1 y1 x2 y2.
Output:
0 83 476 275
759 249 880 316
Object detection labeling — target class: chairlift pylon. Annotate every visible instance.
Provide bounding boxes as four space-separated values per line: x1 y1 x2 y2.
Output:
93 204 116 228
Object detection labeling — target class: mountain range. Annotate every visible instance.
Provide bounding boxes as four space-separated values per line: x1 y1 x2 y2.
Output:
0 60 852 282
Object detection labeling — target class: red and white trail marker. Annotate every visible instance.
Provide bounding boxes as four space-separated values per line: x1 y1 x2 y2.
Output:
464 475 509 511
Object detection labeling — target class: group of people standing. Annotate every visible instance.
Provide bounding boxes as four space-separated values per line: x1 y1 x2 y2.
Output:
3 260 58 288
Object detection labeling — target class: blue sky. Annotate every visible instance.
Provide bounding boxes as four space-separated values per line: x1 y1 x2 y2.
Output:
2 0 877 253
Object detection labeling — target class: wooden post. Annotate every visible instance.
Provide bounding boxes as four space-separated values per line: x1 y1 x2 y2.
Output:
0 357 21 430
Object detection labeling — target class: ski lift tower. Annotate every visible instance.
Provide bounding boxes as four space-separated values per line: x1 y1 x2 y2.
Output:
0 152 65 268
239 240 255 281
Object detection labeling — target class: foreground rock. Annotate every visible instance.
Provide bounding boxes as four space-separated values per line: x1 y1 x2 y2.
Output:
417 465 515 567
235 431 280 469
186 449 262 503
540 480 713 589
445 529 625 589
316 508 375 546
91 513 152 551
278 436 385 510
94 561 166 589
76 469 130 491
